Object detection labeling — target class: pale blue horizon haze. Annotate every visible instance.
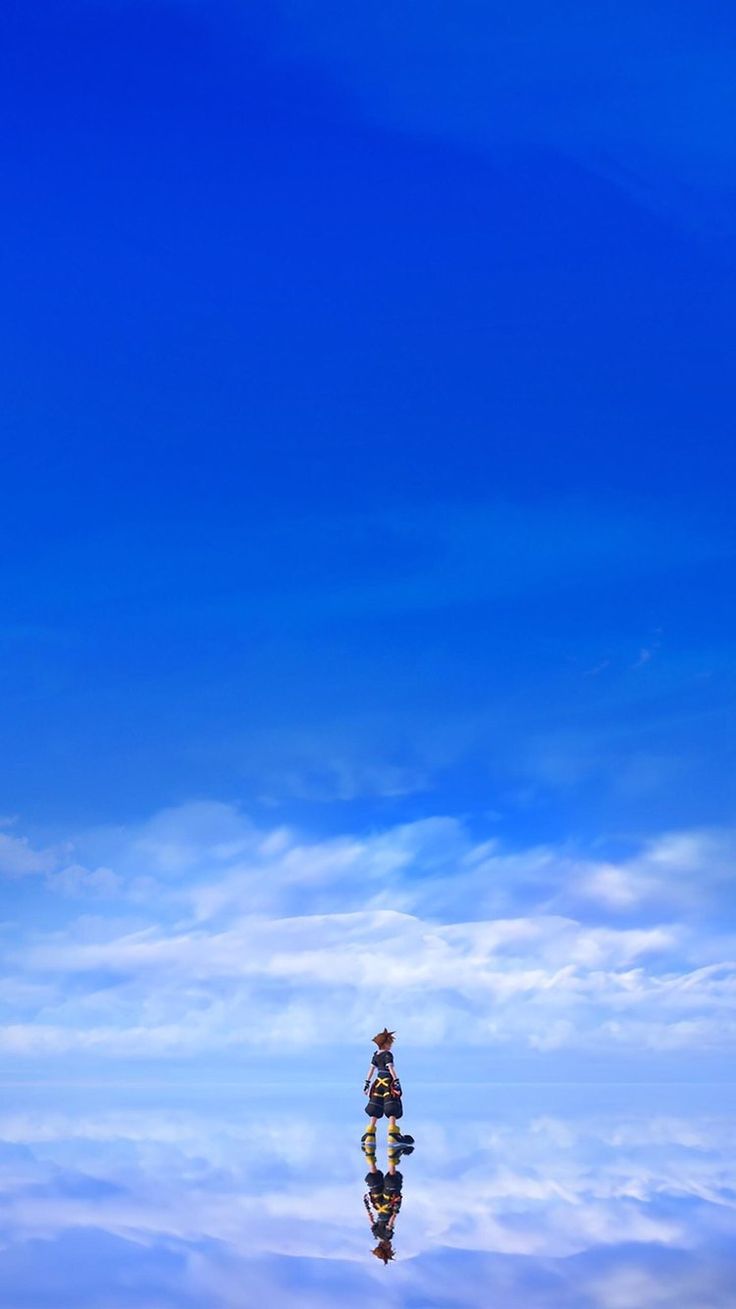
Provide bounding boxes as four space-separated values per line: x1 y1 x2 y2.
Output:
1 3 735 1306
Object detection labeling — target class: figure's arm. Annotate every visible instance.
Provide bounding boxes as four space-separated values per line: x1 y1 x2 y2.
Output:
363 1064 374 1094
388 1061 402 1095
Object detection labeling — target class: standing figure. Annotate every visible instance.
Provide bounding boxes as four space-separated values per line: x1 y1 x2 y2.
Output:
361 1027 414 1154
362 1155 404 1263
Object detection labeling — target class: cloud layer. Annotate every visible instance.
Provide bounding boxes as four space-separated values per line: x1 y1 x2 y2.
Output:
0 1088 733 1308
0 803 734 1066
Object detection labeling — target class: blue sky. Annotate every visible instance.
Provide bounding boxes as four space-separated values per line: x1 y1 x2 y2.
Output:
1 1 735 1079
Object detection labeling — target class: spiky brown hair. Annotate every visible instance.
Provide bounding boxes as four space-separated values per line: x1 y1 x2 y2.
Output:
372 1241 395 1264
372 1028 396 1049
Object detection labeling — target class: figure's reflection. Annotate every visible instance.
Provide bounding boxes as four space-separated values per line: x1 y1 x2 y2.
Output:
362 1136 413 1263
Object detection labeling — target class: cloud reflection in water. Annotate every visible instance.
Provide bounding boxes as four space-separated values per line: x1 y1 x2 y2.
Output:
0 1085 733 1307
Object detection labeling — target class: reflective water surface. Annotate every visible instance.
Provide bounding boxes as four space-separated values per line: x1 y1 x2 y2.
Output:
0 1083 733 1307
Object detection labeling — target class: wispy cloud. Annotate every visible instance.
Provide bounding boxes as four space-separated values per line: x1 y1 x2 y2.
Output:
0 1093 732 1284
0 822 64 877
276 1 736 231
2 803 735 1063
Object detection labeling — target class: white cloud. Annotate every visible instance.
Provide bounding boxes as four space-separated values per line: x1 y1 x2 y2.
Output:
0 826 63 877
1 803 734 1061
4 906 732 1058
29 802 736 923
0 1098 732 1274
50 863 122 897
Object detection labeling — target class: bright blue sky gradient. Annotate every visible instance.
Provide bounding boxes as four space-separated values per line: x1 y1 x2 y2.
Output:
1 1 735 1077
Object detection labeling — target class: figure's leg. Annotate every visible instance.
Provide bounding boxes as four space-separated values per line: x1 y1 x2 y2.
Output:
386 1098 414 1153
362 1107 379 1152
384 1167 403 1194
365 1160 384 1196
387 1113 402 1152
